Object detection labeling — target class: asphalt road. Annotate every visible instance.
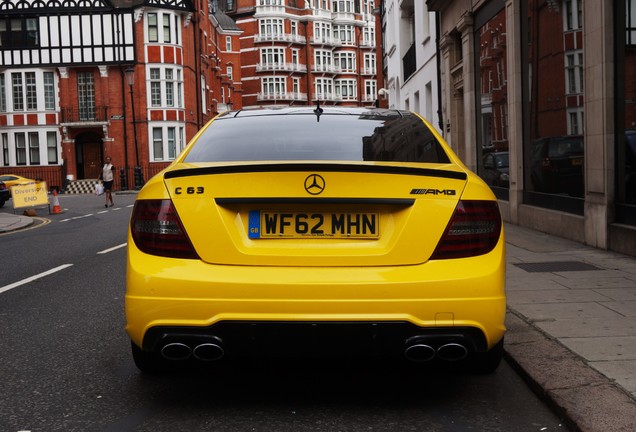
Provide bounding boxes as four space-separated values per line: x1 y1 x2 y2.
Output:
0 194 570 431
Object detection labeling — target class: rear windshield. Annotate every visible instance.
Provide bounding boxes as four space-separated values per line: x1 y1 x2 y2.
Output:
184 112 450 164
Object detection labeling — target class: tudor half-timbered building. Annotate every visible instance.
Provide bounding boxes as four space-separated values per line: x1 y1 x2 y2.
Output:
0 0 242 192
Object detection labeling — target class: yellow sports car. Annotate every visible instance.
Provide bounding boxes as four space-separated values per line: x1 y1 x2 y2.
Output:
0 174 36 196
126 107 506 373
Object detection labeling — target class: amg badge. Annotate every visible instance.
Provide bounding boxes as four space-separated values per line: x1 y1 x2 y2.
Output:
410 188 456 196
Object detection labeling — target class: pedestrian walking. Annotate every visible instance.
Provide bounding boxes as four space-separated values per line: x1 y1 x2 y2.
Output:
99 156 115 207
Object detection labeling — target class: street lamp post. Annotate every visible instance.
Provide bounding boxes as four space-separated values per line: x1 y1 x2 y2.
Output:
125 67 144 190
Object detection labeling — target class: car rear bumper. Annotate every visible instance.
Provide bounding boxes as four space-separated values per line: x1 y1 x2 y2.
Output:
125 240 506 357
140 321 495 362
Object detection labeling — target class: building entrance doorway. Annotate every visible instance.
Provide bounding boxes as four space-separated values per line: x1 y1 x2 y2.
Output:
75 133 103 179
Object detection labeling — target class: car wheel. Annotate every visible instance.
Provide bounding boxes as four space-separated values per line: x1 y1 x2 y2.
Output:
471 337 504 374
130 340 172 374
0 199 5 208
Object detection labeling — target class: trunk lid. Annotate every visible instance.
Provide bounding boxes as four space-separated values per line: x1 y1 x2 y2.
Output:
164 163 467 267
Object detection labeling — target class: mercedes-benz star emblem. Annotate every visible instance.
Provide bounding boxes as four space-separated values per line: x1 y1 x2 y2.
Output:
304 174 325 195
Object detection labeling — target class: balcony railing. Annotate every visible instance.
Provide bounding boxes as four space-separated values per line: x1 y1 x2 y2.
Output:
257 92 308 102
360 39 376 48
256 62 307 73
312 64 338 74
61 106 109 124
254 33 306 44
311 36 339 46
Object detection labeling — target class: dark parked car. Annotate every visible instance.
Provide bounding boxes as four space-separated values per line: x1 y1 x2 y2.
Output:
530 135 584 197
0 181 9 208
482 151 509 188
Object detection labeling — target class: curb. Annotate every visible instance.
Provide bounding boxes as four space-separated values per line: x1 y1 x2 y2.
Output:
504 310 636 432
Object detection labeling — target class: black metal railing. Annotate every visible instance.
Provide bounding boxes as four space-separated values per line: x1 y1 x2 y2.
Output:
60 106 109 123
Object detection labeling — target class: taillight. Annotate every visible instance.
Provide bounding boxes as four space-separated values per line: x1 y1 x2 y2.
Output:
130 200 199 259
430 200 502 259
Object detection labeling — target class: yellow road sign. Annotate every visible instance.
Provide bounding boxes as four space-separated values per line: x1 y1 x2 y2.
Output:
11 181 49 209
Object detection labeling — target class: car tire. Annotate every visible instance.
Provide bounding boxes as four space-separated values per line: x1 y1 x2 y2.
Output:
471 337 504 374
130 340 172 374
0 199 5 208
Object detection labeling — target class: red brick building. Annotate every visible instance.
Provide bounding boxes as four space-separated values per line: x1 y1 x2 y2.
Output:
227 0 382 108
0 0 241 192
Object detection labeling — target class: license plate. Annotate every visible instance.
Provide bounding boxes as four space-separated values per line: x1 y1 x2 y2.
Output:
248 210 379 239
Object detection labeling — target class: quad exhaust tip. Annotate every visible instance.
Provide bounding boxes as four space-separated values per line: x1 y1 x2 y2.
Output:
161 343 192 361
436 343 468 361
404 344 437 362
404 342 468 362
193 343 225 362
160 340 225 362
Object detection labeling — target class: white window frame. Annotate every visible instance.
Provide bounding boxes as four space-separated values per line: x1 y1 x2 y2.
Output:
563 0 583 31
314 49 333 69
1 133 8 166
147 66 184 108
150 123 185 162
261 47 285 66
565 50 584 95
43 71 55 110
364 79 376 101
262 76 286 96
335 78 357 100
334 25 355 45
314 77 333 100
11 73 24 111
0 73 6 112
259 18 284 36
364 53 376 71
567 108 584 135
314 22 332 43
146 11 180 44
334 51 356 72
332 0 354 13
5 129 57 166
363 26 375 45
292 77 300 95
5 71 58 113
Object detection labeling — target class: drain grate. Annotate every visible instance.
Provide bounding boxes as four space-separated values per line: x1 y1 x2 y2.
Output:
513 261 601 273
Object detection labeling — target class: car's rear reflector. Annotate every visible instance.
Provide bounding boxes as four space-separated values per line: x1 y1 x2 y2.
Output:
430 200 502 259
130 200 199 259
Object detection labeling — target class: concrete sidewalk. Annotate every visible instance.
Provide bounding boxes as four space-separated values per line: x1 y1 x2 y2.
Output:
1 210 635 430
504 223 636 431
0 211 35 233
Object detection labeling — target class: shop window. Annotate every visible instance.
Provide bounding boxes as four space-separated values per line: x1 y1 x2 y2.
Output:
523 0 585 214
616 0 636 223
475 5 509 200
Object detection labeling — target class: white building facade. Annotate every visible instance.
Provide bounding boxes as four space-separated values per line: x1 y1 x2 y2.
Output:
381 0 441 134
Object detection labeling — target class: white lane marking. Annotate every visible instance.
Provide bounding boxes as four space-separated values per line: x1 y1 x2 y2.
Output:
60 214 94 222
58 206 134 222
0 264 74 295
97 243 127 255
